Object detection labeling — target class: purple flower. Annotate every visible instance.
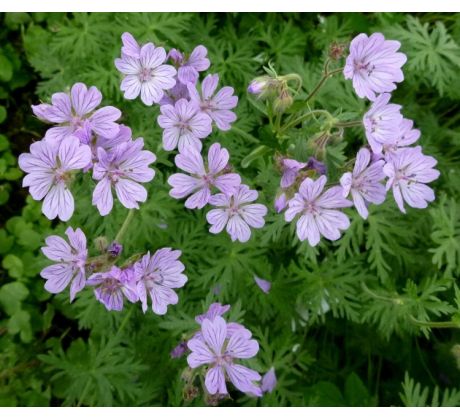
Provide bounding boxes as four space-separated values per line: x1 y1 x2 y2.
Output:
168 143 241 209
363 93 403 153
274 192 288 213
87 266 138 311
171 341 188 359
188 74 238 131
133 248 187 315
383 146 440 213
382 118 421 158
40 227 87 301
344 32 407 101
168 45 210 85
195 303 231 324
206 185 268 243
247 77 270 96
159 80 191 106
280 158 307 189
121 32 141 58
340 148 386 219
254 275 271 294
115 42 177 106
19 137 91 221
107 241 123 257
187 316 262 397
92 138 156 216
261 367 277 393
285 176 352 246
306 157 327 175
32 83 122 146
158 98 212 152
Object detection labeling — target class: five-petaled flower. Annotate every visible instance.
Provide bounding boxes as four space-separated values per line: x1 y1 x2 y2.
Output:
92 138 156 216
344 32 407 101
168 143 241 209
40 227 88 301
19 136 92 221
32 82 122 146
340 148 386 219
158 98 212 152
206 185 267 243
115 37 177 106
188 74 238 131
187 316 262 396
383 146 440 213
133 248 187 315
285 175 352 246
168 45 210 85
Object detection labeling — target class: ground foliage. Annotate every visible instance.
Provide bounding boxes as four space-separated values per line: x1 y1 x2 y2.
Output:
1 12 460 407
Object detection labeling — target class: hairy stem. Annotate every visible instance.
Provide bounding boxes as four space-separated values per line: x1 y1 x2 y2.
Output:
114 208 136 243
409 316 460 329
334 120 363 128
304 60 344 104
281 110 333 133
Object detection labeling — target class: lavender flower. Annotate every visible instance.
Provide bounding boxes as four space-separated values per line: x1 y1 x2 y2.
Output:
115 40 177 106
306 157 327 175
168 46 210 85
261 367 277 393
87 266 138 311
159 80 191 106
274 192 288 213
168 143 241 209
19 137 91 221
254 275 271 294
187 316 262 396
107 241 123 257
344 32 407 101
285 176 352 246
247 77 271 96
40 227 87 301
157 98 212 152
171 341 188 359
363 93 403 153
188 74 238 131
340 148 386 219
279 158 307 189
32 83 122 145
383 146 440 213
133 248 187 315
382 118 421 158
92 138 156 216
206 185 268 243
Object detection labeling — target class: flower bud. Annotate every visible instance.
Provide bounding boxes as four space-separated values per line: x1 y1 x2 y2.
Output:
94 236 108 253
306 157 327 175
261 367 277 393
107 241 123 258
329 42 347 61
170 341 188 359
247 76 270 95
273 88 293 114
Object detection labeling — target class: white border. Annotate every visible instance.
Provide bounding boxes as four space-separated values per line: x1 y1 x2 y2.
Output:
1 0 460 12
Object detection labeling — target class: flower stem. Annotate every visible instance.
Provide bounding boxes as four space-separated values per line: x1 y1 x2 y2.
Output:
304 60 344 104
114 208 136 243
334 120 363 128
409 316 460 329
280 110 333 133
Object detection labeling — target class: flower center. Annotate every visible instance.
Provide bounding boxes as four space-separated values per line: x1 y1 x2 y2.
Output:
144 271 164 288
139 67 152 82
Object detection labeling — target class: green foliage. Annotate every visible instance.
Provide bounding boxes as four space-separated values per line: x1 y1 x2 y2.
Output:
1 11 460 408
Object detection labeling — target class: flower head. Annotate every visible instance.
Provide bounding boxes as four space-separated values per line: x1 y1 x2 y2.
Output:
158 98 212 152
188 74 238 131
187 316 262 397
92 138 156 216
19 137 91 221
206 185 267 243
168 143 241 209
169 45 210 85
285 175 352 246
195 303 231 324
40 227 87 301
363 93 403 153
133 248 187 315
261 367 277 393
279 158 307 189
87 266 138 311
344 32 407 101
382 118 421 158
340 148 386 219
383 146 440 213
32 83 122 146
115 40 177 106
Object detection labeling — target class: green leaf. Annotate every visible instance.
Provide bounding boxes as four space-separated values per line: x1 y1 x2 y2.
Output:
344 372 373 406
0 134 9 151
0 106 7 124
0 281 29 315
0 55 13 82
2 254 24 278
7 309 32 343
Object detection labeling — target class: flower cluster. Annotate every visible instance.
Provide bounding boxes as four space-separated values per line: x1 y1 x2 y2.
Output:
20 82 156 221
172 302 276 400
268 32 439 246
40 227 187 314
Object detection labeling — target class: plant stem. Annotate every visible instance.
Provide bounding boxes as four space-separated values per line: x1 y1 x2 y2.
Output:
77 379 91 407
304 61 344 104
409 316 460 329
114 208 136 243
334 120 363 128
231 125 260 144
281 110 332 133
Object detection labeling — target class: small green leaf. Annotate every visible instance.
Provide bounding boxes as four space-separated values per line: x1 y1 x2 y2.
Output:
0 106 7 124
0 135 9 151
2 254 24 278
7 309 32 342
0 281 29 315
0 56 13 82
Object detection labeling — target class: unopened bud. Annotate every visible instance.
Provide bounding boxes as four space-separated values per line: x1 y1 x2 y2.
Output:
170 341 187 359
306 157 327 175
183 385 199 402
329 42 347 61
107 241 123 258
94 236 108 253
247 76 270 95
273 89 293 114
